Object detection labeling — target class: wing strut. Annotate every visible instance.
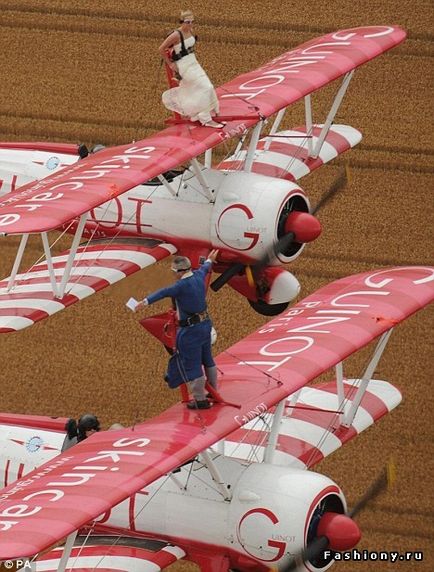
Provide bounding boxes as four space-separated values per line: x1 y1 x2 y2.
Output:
335 361 345 425
281 328 394 432
263 398 285 464
311 70 354 158
342 328 394 427
57 530 78 572
190 158 215 202
57 213 87 298
286 389 302 417
305 94 314 156
6 213 87 298
6 233 29 291
245 120 264 172
264 109 286 151
200 450 232 500
41 231 59 296
157 174 177 197
204 148 212 168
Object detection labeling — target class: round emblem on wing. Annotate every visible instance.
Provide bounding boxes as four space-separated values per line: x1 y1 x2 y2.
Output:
26 435 44 453
46 156 60 170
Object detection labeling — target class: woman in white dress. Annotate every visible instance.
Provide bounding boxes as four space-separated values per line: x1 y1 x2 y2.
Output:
159 11 222 128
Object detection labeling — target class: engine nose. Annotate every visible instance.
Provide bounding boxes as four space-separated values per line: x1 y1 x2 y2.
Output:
283 210 322 243
317 512 362 551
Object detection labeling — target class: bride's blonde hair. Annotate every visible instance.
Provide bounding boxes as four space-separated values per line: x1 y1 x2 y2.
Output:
180 10 194 22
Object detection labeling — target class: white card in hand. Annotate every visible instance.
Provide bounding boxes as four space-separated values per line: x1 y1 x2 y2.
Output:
126 297 139 311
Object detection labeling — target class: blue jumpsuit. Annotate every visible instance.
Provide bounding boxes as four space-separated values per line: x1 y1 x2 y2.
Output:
146 261 215 384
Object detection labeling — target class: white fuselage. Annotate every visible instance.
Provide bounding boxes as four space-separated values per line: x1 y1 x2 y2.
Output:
0 418 343 571
101 454 343 570
0 146 308 266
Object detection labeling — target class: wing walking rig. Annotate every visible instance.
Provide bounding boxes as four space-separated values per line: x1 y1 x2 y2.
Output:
0 266 432 571
0 26 406 332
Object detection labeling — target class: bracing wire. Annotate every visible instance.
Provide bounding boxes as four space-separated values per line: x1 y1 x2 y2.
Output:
304 332 393 469
60 178 174 295
74 473 173 572
226 413 273 463
222 329 393 471
68 520 97 570
10 219 75 286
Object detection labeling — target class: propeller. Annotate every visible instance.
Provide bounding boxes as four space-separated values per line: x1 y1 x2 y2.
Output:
210 165 350 294
280 459 396 572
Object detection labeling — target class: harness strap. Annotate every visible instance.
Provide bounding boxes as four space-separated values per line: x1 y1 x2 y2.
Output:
171 30 197 61
178 29 188 57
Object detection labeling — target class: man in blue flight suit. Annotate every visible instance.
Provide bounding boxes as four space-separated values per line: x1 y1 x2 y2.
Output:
137 250 219 409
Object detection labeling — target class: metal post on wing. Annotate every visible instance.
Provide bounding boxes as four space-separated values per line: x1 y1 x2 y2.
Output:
205 383 241 409
163 48 183 124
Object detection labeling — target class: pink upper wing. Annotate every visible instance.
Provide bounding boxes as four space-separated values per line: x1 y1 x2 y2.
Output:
218 26 406 118
1 267 431 559
0 27 405 236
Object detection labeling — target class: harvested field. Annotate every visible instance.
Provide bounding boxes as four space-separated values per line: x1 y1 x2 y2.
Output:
0 1 433 570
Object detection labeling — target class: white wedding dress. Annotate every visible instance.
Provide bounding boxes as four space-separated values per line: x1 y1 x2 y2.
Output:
162 35 219 124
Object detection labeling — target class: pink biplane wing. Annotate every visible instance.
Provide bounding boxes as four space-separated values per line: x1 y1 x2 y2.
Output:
36 544 185 571
0 240 176 332
0 26 405 236
0 266 432 559
218 124 362 180
217 26 406 120
222 378 402 468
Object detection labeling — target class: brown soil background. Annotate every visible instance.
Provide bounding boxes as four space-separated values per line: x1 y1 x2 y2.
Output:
0 1 433 570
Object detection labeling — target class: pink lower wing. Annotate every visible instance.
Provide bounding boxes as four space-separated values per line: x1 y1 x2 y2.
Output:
36 544 185 571
218 124 361 181
223 379 401 468
0 241 176 332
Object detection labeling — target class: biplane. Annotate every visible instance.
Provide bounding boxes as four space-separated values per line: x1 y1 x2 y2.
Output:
0 266 433 571
0 26 406 333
